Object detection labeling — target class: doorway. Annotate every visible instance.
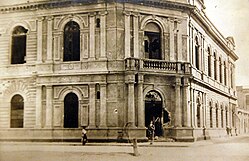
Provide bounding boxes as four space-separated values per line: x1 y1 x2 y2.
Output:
64 93 79 128
145 91 168 137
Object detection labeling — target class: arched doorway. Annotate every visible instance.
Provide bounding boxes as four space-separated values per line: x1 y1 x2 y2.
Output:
64 93 79 128
145 91 170 137
10 94 24 128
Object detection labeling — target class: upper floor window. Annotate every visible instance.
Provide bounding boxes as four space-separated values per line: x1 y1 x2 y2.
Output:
11 26 28 64
63 21 80 61
219 57 222 83
224 61 227 86
214 52 217 80
144 23 161 60
207 47 211 77
195 37 200 70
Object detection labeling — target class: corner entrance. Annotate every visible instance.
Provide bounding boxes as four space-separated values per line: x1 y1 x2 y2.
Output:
64 93 79 128
145 91 170 137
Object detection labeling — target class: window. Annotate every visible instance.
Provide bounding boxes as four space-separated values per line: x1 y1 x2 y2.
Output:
214 52 217 80
63 21 80 61
11 94 24 128
195 37 200 70
221 108 224 128
207 47 211 77
216 105 219 128
219 57 222 83
224 61 227 85
209 102 213 128
11 26 28 64
96 18 100 28
144 23 161 60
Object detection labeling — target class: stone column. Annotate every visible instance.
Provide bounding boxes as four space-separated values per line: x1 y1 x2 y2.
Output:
36 85 42 128
183 78 191 127
46 16 53 62
100 11 107 59
133 13 139 58
124 11 131 58
37 17 43 63
45 86 53 128
89 13 95 60
99 84 107 127
89 84 96 127
137 75 144 127
128 81 135 127
174 77 182 127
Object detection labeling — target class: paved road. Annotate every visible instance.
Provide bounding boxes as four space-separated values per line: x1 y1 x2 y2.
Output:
0 136 249 161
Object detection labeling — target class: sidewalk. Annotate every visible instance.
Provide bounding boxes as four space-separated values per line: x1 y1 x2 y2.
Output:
0 135 245 148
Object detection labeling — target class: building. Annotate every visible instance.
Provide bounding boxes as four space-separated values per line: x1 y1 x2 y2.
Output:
236 86 249 135
0 0 238 142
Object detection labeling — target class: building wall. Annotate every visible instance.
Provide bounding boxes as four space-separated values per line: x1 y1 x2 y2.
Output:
0 0 238 141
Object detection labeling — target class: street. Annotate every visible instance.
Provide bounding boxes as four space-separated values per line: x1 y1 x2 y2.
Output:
0 136 249 161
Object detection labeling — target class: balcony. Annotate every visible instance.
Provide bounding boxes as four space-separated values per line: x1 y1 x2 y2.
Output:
125 58 190 74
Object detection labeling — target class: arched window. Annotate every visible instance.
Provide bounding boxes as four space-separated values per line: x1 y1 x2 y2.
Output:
225 107 228 127
11 26 28 64
224 61 227 86
144 23 162 60
11 94 24 128
216 104 219 128
195 37 200 70
207 47 211 77
221 106 224 128
219 57 222 83
209 102 213 128
63 21 80 61
64 93 79 128
214 52 217 80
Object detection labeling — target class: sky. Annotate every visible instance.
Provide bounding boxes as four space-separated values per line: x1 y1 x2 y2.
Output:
0 0 248 85
205 0 249 86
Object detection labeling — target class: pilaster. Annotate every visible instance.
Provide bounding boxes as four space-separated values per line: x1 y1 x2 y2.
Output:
137 74 144 127
133 12 139 58
45 85 53 128
99 83 107 127
89 84 96 127
37 17 44 63
89 13 95 60
100 11 107 59
124 11 131 58
46 16 53 63
169 19 175 61
183 77 191 127
174 76 182 127
35 85 42 128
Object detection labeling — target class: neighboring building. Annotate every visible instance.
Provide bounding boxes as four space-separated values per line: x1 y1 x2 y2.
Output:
0 0 238 142
236 86 249 135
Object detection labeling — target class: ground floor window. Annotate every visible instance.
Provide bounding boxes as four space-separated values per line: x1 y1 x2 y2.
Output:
10 94 24 128
64 93 79 128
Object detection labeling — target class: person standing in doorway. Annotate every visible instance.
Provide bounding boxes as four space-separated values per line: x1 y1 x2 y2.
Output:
81 127 88 145
148 121 155 145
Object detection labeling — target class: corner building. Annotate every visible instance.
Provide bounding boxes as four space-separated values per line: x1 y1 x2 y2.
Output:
0 0 238 141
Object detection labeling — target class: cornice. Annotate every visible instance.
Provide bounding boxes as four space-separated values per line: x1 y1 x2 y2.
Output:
0 0 194 13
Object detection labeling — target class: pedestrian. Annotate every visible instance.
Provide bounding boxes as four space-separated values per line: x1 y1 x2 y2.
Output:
148 121 155 145
81 127 88 145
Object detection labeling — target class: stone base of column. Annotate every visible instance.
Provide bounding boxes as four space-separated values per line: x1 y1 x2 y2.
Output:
163 127 195 142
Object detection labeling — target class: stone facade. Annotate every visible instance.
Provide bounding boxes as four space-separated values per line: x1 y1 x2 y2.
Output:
236 86 249 135
0 0 238 142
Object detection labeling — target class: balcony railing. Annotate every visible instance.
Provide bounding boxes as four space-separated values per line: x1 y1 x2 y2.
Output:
125 58 190 74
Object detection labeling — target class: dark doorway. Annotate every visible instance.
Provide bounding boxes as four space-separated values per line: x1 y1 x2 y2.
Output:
145 91 166 137
10 94 24 128
64 93 79 128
